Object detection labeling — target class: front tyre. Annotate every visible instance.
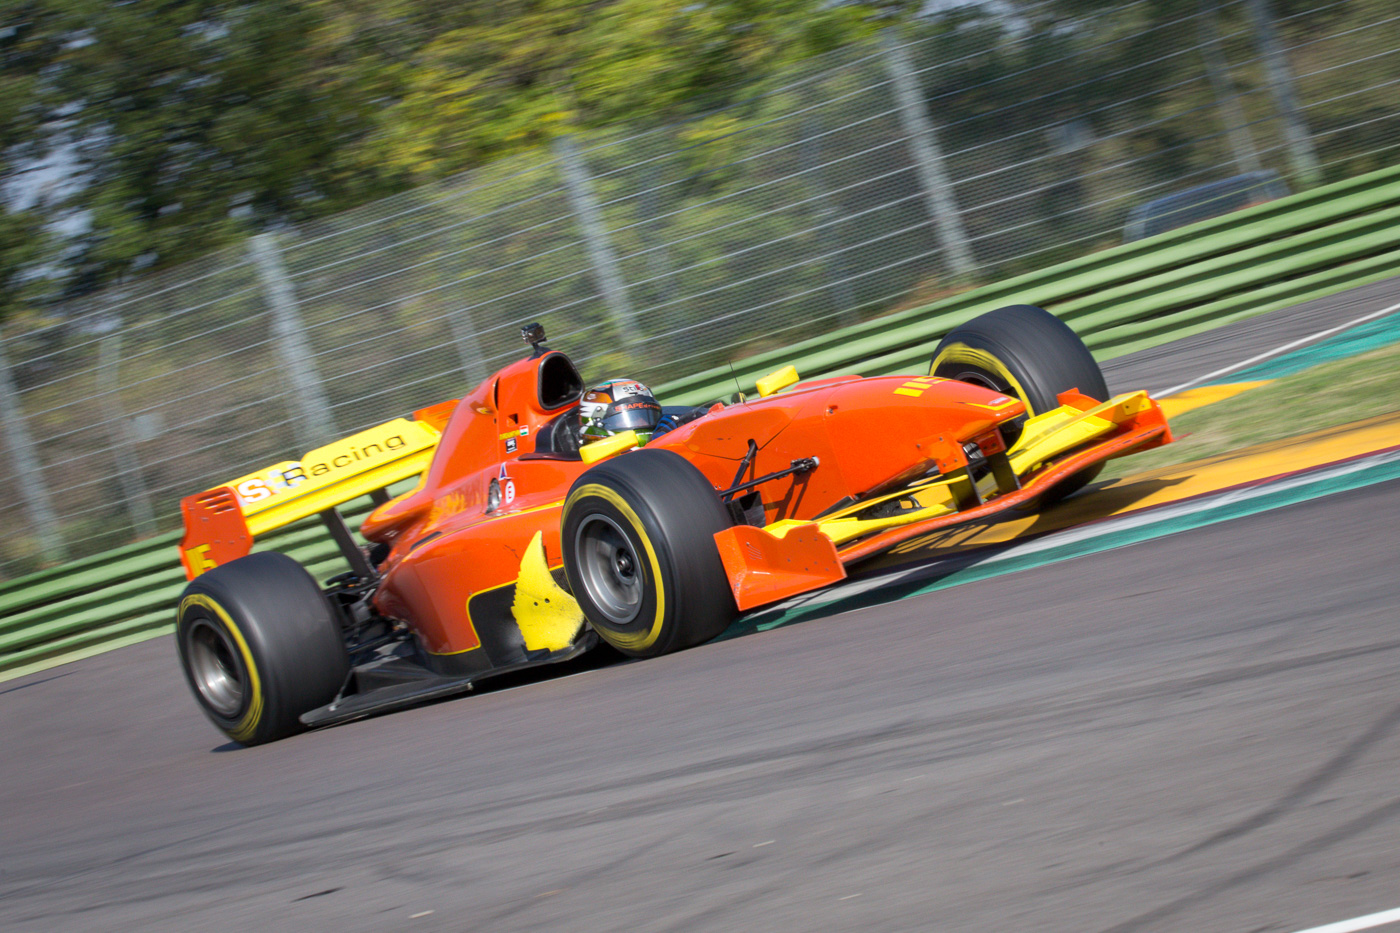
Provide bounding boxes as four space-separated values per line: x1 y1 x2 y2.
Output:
176 552 350 746
931 304 1110 501
562 448 736 659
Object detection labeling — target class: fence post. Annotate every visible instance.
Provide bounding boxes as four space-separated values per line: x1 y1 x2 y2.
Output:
0 335 68 563
1245 0 1321 187
248 233 338 451
553 135 640 348
881 30 976 281
800 114 858 326
97 330 158 537
1199 0 1263 175
448 309 488 389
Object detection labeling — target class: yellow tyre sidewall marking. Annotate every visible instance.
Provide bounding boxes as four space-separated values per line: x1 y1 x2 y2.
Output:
930 343 1036 414
179 593 265 743
566 483 667 653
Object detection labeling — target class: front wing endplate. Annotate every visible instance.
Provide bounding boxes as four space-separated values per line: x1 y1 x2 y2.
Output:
714 523 847 612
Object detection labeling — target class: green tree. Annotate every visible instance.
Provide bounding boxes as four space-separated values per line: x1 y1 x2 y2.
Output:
373 0 905 180
7 0 916 295
0 2 65 321
23 0 405 289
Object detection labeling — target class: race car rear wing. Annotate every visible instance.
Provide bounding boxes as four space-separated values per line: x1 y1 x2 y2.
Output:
178 400 456 581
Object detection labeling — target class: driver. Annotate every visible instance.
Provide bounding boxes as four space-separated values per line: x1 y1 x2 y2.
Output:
579 379 664 444
578 378 721 445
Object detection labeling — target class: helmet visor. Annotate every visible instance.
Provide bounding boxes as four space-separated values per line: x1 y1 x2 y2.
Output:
602 398 661 433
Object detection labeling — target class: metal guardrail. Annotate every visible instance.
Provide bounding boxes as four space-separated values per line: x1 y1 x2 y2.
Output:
4 163 1399 682
657 163 1400 403
0 495 389 681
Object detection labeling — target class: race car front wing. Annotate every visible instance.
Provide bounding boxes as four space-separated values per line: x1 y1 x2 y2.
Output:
714 388 1172 610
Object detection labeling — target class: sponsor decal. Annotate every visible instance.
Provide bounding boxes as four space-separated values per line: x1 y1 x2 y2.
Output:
235 435 409 504
506 437 518 453
223 417 439 511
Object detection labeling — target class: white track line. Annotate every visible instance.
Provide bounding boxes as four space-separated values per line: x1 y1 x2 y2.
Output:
1156 298 1400 398
1289 905 1400 933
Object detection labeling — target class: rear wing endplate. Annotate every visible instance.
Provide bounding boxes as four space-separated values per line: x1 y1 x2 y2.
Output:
178 402 453 580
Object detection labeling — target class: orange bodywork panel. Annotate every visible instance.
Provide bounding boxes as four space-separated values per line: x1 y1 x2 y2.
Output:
179 486 253 578
714 523 847 612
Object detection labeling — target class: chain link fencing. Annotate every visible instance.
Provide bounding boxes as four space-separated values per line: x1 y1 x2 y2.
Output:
1 0 1396 578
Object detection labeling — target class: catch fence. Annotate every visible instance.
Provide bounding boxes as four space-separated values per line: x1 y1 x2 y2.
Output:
1 0 1396 578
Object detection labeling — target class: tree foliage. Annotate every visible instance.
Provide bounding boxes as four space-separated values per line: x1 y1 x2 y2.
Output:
0 0 913 305
1 3 65 319
0 0 1392 309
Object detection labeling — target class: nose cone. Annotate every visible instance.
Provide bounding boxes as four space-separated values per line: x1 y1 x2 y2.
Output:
821 376 1026 492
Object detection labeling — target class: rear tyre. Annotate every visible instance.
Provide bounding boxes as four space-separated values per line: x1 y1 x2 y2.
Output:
562 448 736 659
176 552 349 746
931 304 1109 502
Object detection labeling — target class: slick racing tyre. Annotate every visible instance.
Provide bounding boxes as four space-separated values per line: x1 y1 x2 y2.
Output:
176 552 350 746
930 303 1110 502
562 448 736 659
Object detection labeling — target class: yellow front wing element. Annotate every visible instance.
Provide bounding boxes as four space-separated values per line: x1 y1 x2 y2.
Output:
762 390 1159 548
1007 391 1156 476
224 417 442 536
773 481 962 547
511 531 586 652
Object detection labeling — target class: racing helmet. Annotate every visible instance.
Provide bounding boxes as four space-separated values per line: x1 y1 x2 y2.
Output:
579 379 662 442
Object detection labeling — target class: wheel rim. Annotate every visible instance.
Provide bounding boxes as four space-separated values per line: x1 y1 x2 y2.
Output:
574 514 644 625
945 367 1012 397
186 619 245 718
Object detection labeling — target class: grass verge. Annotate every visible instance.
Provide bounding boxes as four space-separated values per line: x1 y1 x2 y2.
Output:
1102 335 1400 479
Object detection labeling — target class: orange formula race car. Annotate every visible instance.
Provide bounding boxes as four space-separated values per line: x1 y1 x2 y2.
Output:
175 305 1171 745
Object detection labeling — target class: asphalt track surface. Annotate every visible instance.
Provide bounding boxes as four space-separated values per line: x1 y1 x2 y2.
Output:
4 279 1400 932
1101 274 1400 395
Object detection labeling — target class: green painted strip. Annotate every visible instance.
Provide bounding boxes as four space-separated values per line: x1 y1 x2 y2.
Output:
721 450 1400 638
0 555 367 682
3 610 173 671
0 494 385 623
1227 309 1400 381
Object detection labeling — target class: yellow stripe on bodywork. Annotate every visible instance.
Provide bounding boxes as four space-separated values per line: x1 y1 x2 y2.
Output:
246 447 437 537
880 409 1400 564
179 593 264 743
512 531 586 652
766 390 1161 548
